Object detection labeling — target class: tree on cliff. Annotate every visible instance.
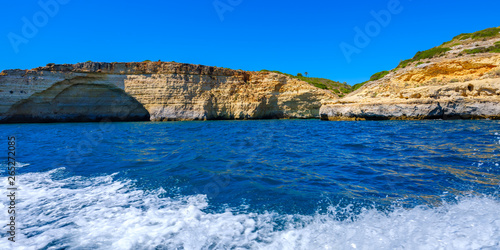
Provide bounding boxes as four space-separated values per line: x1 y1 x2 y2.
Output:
305 72 309 77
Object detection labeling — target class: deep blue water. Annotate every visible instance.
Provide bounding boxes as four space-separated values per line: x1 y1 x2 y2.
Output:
1 120 500 249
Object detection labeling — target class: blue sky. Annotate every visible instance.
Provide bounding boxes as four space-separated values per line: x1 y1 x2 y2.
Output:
1 0 499 84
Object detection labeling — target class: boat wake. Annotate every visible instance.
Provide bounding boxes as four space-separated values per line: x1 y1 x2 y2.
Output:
1 168 499 249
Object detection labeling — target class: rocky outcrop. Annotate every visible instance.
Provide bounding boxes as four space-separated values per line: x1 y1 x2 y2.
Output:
321 51 500 120
320 100 500 121
0 62 334 123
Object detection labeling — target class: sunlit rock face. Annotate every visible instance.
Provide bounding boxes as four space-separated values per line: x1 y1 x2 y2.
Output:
321 53 500 121
0 62 334 123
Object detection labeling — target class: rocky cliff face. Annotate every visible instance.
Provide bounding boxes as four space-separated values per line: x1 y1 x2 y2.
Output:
0 62 334 123
321 31 500 121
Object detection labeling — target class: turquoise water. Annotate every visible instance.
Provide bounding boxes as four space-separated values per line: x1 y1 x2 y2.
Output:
1 120 500 249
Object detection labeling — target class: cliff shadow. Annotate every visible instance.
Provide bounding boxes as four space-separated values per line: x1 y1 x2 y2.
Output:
2 78 150 123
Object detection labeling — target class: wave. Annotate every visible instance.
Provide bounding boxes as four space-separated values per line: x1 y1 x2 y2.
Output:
1 168 499 249
0 162 30 170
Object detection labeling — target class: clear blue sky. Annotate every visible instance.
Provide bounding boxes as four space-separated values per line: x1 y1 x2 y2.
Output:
1 0 499 84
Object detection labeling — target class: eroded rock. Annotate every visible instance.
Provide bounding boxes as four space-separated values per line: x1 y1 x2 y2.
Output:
0 62 334 123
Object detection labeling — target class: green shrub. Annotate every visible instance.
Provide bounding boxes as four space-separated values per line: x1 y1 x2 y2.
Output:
260 69 286 75
471 27 500 39
260 69 353 93
464 44 500 54
465 47 488 54
455 33 472 40
340 87 350 93
312 83 327 89
369 71 390 81
488 46 500 53
413 47 451 61
453 27 500 41
398 59 412 68
352 81 367 91
397 47 451 68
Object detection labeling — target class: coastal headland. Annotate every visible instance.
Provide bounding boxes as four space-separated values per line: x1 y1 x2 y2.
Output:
1 27 500 123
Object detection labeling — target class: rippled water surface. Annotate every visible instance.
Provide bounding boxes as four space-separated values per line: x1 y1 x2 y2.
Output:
1 120 499 249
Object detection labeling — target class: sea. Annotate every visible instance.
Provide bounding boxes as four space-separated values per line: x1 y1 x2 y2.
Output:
1 119 499 249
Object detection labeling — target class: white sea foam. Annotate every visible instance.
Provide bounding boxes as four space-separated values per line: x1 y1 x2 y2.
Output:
0 162 30 170
1 168 499 250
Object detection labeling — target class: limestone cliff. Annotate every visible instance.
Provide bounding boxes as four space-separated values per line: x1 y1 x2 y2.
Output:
321 27 500 120
0 62 334 123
